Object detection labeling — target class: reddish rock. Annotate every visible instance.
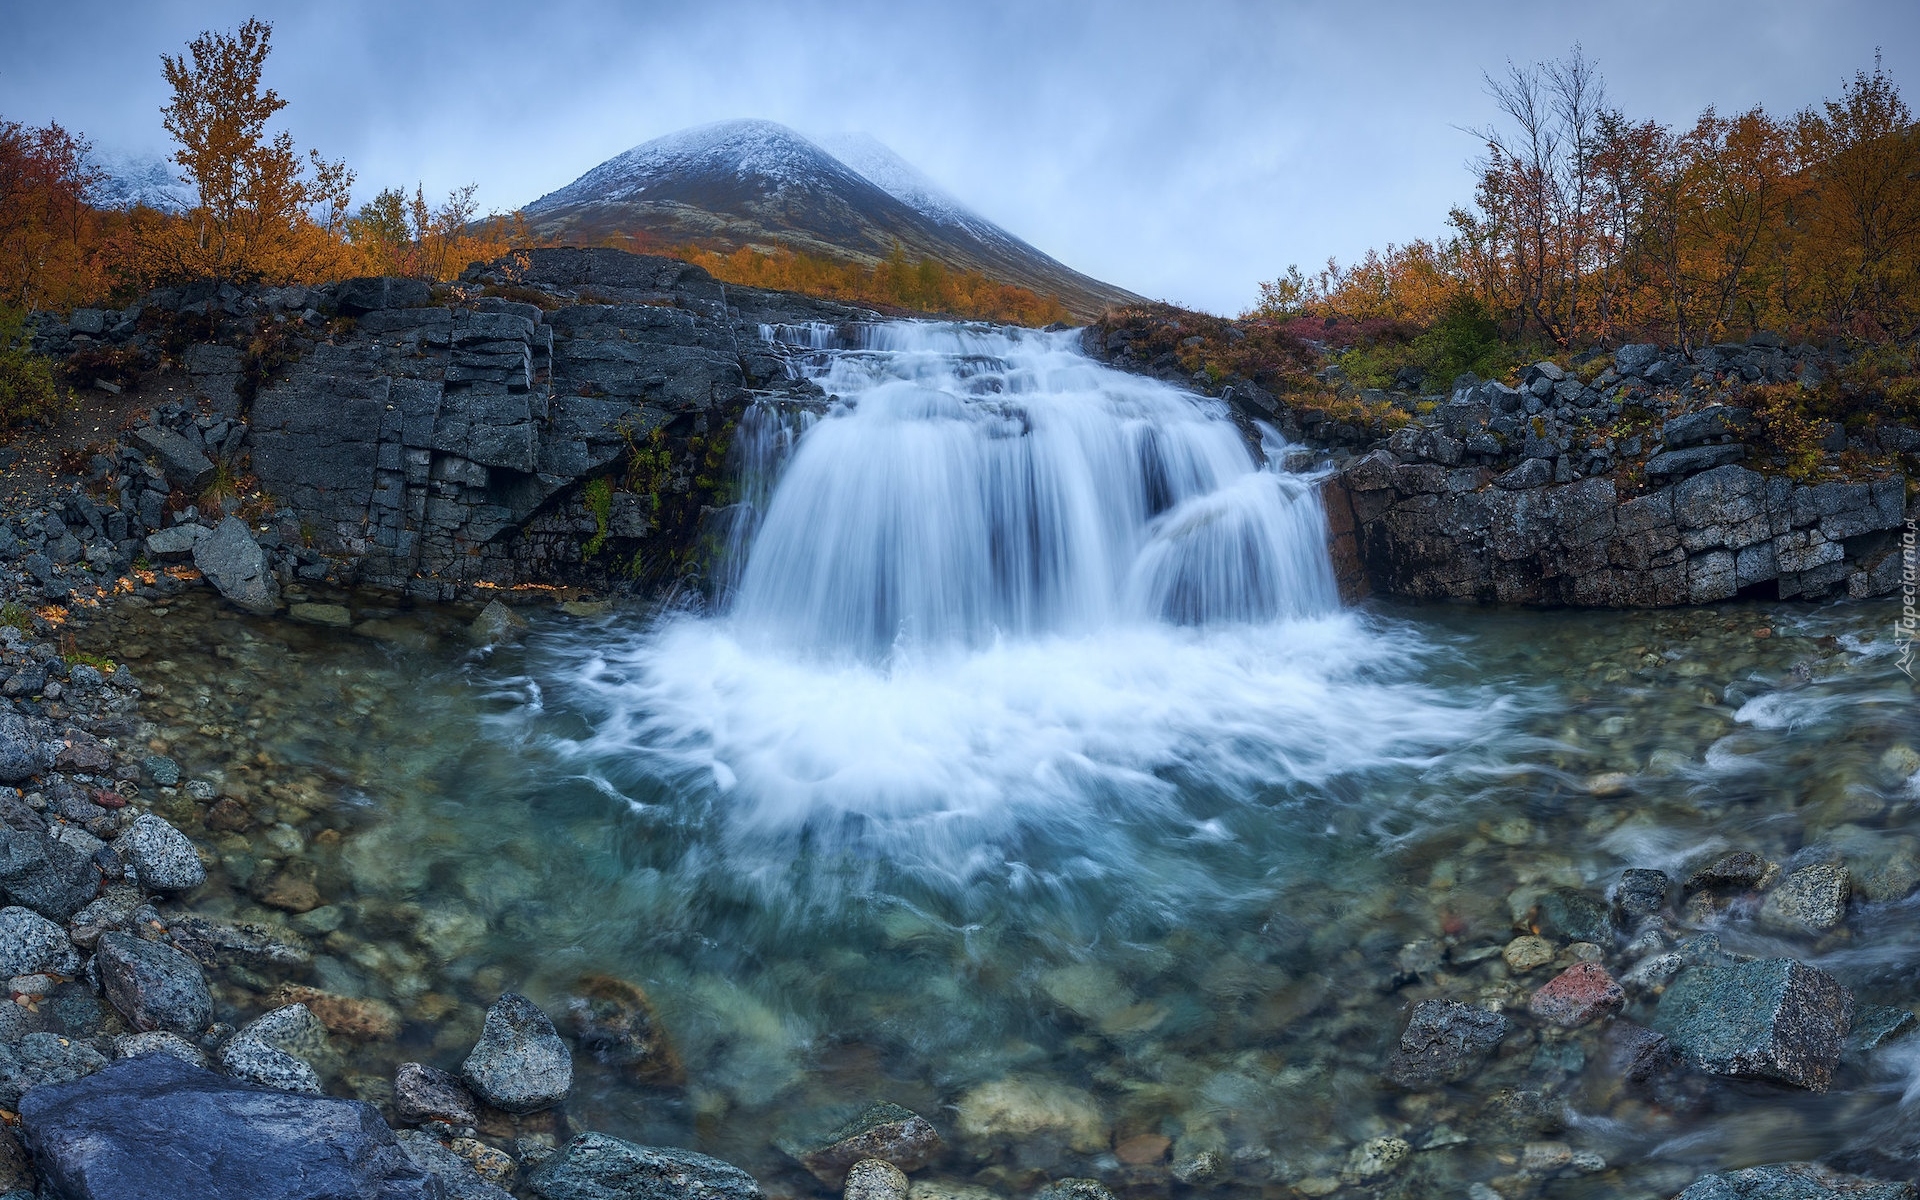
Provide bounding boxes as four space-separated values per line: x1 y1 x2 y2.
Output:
1115 1133 1171 1165
204 798 250 832
1529 962 1625 1027
90 789 126 810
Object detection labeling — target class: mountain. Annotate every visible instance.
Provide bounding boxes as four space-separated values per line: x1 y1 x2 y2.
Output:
85 150 194 213
521 120 1140 321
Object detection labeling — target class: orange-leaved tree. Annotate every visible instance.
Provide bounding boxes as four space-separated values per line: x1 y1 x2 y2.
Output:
146 17 357 286
348 183 516 280
0 119 107 312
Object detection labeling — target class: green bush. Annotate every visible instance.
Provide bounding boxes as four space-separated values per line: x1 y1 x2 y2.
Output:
1336 293 1540 391
0 306 63 431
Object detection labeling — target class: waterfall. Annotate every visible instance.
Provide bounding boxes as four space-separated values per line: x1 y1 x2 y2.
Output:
725 322 1338 658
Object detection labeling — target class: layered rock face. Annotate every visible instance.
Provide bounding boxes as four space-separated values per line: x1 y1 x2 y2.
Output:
1087 320 1914 607
246 249 860 599
1336 456 1906 605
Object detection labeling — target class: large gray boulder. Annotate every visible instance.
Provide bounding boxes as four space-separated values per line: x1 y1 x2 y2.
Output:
1652 958 1852 1091
0 798 97 921
527 1133 761 1200
461 993 572 1113
95 932 213 1037
192 516 281 615
0 711 50 783
20 1053 440 1200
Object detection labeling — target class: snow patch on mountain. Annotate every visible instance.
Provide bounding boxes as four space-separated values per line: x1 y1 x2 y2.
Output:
528 119 873 212
85 150 194 213
814 132 975 227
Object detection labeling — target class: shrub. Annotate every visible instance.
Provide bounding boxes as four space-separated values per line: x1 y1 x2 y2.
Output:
0 306 63 430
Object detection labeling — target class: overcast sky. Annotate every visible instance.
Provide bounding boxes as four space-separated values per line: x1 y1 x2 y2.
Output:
2 0 1914 313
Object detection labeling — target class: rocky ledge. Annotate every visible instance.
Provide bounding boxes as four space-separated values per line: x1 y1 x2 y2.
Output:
1087 316 1915 606
17 248 870 608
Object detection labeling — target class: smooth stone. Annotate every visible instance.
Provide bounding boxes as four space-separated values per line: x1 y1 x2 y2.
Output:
287 603 352 628
1675 1162 1914 1199
527 1132 763 1200
1686 850 1768 891
1503 936 1555 972
95 932 212 1037
844 1159 909 1200
1612 868 1671 925
462 993 572 1114
0 1031 107 1107
953 1076 1107 1153
1759 862 1850 933
1536 887 1612 943
20 1053 437 1200
111 1031 211 1070
1034 1182 1117 1200
396 1129 515 1200
0 905 79 977
1529 963 1626 1027
781 1101 944 1187
563 975 683 1085
115 814 206 892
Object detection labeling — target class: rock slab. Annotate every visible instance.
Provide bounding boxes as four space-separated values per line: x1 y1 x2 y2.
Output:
527 1132 762 1200
19 1053 440 1200
1653 958 1852 1091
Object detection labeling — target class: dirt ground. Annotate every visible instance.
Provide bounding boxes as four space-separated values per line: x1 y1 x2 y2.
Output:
0 372 199 511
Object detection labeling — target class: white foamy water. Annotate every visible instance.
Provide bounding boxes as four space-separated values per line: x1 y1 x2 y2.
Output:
543 321 1481 870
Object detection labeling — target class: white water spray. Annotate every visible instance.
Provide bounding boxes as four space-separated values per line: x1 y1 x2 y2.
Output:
728 323 1338 657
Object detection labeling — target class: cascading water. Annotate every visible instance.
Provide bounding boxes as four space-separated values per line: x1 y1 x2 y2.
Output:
552 321 1474 883
726 323 1337 656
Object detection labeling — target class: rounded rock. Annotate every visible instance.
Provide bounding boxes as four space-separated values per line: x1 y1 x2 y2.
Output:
843 1159 908 1200
116 813 206 892
1503 936 1555 972
461 993 572 1114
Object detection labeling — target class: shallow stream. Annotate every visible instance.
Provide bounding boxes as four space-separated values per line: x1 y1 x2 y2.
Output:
61 323 1920 1199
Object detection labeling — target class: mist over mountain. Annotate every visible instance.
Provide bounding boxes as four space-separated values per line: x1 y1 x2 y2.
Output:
84 149 194 213
523 119 1141 320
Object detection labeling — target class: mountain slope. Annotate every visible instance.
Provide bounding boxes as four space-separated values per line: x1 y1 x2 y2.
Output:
522 120 1140 321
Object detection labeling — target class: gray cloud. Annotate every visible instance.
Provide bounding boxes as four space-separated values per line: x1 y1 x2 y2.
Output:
2 0 1912 313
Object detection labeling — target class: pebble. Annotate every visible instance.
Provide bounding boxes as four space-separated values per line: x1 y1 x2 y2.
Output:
460 993 572 1114
844 1159 910 1200
1503 936 1556 972
115 813 206 892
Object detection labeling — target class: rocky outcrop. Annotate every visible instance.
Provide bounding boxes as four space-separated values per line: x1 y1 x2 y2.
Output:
1087 314 1915 607
1335 457 1907 604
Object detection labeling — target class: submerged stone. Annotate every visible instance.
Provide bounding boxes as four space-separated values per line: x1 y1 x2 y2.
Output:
780 1101 944 1187
1536 887 1611 943
1612 869 1672 925
527 1132 762 1200
20 1053 437 1200
1759 863 1851 934
1384 999 1509 1089
1529 963 1625 1027
1674 1162 1915 1199
1686 851 1769 892
563 975 683 1085
1652 958 1852 1091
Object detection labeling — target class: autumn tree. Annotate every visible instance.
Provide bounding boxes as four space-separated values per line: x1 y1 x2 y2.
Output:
0 119 106 311
1788 55 1920 337
148 17 355 284
348 182 508 280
